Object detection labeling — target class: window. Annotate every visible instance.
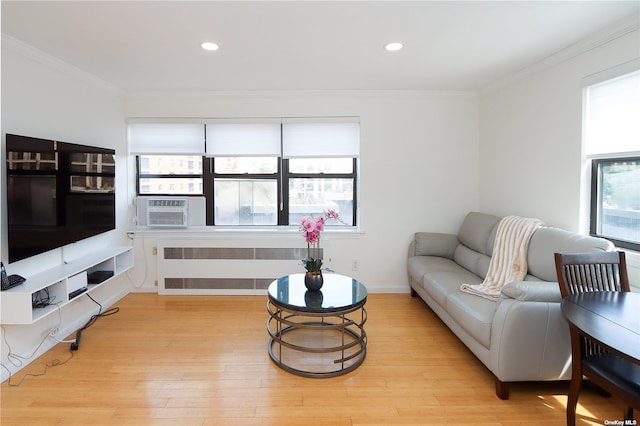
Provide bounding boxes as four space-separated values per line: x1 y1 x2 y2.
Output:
590 157 640 250
286 158 356 226
209 157 279 225
136 155 203 195
130 122 206 195
131 119 359 227
204 157 357 226
584 68 640 250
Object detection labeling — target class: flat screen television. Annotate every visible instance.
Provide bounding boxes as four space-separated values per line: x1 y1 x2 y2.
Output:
5 134 116 263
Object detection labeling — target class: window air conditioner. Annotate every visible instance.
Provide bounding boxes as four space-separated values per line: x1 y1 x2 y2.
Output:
146 198 188 227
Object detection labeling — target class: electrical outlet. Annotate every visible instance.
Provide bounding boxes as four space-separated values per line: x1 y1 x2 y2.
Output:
49 327 58 337
352 259 360 271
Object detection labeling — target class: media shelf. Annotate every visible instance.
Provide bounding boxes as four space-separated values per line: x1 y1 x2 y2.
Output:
0 246 133 324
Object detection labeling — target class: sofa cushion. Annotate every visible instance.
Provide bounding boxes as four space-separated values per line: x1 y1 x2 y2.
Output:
446 292 496 349
422 269 483 308
408 256 462 283
526 227 615 282
457 212 500 256
453 244 491 278
414 232 458 258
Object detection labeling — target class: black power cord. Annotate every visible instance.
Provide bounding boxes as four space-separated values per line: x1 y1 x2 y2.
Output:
1 323 74 387
71 294 119 351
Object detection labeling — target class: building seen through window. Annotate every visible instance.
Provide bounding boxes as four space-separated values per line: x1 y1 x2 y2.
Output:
137 155 203 195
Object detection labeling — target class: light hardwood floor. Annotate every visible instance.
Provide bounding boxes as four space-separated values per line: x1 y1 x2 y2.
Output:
1 293 636 425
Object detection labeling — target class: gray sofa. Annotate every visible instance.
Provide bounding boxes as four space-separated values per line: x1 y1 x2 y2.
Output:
407 211 614 399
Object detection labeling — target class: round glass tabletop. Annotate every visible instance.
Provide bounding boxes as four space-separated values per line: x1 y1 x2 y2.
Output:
267 273 368 313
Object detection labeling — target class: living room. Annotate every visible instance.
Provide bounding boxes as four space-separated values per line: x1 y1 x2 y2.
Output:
1 1 639 423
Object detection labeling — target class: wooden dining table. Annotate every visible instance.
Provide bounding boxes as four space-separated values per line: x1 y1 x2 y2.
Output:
561 291 640 365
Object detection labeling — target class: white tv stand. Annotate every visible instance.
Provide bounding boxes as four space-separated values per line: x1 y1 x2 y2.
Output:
0 246 133 325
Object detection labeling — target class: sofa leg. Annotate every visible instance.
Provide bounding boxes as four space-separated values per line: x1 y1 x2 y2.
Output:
495 379 510 400
410 288 417 297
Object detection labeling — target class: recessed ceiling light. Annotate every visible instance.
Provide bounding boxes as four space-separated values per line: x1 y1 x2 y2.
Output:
201 42 219 51
384 42 403 52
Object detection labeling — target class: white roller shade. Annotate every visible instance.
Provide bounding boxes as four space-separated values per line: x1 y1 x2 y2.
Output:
282 121 360 158
584 70 640 156
205 122 281 157
129 123 205 154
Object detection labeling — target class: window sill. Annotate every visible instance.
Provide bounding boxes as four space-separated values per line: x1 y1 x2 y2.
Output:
127 226 364 239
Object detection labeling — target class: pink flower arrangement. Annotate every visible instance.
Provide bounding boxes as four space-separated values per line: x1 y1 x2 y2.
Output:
300 209 343 273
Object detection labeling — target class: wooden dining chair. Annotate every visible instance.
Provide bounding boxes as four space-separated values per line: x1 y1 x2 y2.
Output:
555 251 639 425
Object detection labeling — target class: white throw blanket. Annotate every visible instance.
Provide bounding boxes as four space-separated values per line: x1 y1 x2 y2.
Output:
460 216 543 301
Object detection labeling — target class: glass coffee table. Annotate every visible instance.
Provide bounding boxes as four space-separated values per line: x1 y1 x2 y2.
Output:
266 273 368 378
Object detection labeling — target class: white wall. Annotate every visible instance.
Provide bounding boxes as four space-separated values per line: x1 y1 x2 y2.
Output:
125 91 480 292
1 43 130 382
478 28 640 285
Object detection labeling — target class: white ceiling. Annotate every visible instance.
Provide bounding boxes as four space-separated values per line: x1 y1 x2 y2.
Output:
2 1 639 92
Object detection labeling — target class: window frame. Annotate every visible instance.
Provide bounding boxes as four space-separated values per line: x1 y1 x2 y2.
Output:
204 156 282 226
136 155 204 196
590 156 640 251
136 155 359 227
203 157 358 226
282 157 358 227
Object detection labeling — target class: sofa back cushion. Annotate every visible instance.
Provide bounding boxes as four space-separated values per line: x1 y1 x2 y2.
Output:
454 212 501 278
454 245 492 279
457 212 501 256
526 226 615 281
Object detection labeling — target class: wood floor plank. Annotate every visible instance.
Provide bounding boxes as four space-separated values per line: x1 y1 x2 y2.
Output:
1 293 637 425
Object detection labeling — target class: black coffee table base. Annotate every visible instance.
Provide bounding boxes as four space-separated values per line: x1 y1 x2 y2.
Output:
266 299 367 378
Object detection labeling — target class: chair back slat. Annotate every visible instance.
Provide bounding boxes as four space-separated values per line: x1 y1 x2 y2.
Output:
565 263 621 293
554 251 630 299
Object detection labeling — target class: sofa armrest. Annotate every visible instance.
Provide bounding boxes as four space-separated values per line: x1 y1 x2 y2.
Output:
500 281 562 303
490 296 571 384
411 232 458 259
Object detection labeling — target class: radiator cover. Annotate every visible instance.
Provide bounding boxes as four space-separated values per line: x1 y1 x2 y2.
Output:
156 239 324 295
